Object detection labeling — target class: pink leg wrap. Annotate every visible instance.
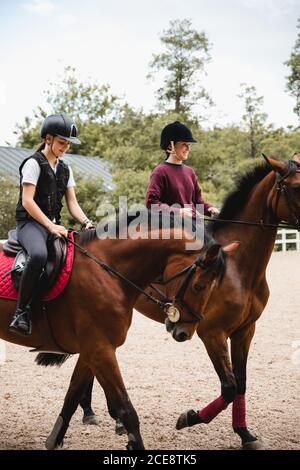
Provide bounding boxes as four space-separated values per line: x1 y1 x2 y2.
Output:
232 394 246 428
197 396 229 424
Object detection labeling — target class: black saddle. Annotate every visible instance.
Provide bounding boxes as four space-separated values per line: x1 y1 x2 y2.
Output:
2 229 67 291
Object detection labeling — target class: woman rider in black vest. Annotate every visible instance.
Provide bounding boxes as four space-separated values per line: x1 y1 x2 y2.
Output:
9 113 93 337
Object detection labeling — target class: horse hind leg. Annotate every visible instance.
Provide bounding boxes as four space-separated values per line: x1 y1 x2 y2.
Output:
85 346 145 450
105 397 127 435
45 356 94 450
79 377 100 425
231 324 263 450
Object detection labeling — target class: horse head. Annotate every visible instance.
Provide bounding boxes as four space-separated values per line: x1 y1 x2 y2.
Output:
163 241 239 342
264 154 300 229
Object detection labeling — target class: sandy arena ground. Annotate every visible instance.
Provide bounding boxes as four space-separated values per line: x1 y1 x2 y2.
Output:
0 251 299 450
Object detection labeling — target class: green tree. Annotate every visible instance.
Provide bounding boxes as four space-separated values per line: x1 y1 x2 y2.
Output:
0 174 19 239
285 17 300 122
260 126 300 159
107 170 150 209
60 171 107 227
148 19 212 115
238 83 268 158
15 66 120 156
189 126 249 204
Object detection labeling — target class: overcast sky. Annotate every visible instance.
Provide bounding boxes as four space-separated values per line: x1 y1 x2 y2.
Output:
0 0 299 146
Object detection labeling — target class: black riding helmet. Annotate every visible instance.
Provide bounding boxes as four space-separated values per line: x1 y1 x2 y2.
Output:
160 121 197 150
40 114 81 145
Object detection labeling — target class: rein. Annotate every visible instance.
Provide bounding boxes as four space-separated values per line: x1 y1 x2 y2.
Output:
64 235 208 323
202 216 297 230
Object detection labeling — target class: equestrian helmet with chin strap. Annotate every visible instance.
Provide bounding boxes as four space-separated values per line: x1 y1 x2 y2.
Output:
160 121 197 150
40 113 81 145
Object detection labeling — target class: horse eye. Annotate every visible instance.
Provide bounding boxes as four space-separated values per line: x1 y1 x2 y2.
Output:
193 283 205 292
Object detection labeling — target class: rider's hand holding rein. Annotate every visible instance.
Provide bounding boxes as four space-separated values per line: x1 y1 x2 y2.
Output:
207 206 220 216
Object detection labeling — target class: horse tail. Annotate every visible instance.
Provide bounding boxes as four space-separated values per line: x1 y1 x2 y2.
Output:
35 353 71 367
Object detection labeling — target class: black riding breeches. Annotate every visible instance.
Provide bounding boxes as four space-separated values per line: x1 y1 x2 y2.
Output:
16 220 50 308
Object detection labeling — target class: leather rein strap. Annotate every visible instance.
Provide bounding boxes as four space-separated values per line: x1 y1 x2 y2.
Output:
63 235 206 321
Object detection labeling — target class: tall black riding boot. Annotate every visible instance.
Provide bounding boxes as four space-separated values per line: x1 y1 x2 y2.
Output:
9 262 43 337
9 305 32 336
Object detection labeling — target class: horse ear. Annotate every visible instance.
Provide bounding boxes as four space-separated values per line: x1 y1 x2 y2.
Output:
222 241 240 255
202 243 222 264
261 154 286 174
292 153 300 164
262 153 272 166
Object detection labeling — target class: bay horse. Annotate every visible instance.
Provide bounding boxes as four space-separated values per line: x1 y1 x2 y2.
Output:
69 155 300 449
0 214 235 450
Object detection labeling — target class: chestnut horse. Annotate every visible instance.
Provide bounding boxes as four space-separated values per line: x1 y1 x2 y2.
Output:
0 215 232 450
70 155 300 450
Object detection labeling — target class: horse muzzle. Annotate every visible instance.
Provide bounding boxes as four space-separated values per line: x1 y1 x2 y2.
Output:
165 318 191 342
171 324 191 342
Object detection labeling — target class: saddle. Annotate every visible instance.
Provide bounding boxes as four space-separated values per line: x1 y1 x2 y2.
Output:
2 229 67 292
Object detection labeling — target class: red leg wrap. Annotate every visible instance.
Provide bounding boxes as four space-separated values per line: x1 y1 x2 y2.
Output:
197 396 229 424
232 394 246 428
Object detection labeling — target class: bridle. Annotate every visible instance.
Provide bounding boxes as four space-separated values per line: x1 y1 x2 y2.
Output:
267 160 300 231
64 236 221 325
150 255 220 324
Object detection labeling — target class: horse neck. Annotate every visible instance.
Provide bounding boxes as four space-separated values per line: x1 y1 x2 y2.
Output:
216 172 278 278
91 230 193 288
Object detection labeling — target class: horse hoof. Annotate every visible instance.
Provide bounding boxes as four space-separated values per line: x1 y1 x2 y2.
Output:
82 414 100 426
115 421 126 436
45 416 64 450
45 437 64 450
176 411 189 430
242 439 263 450
176 409 200 430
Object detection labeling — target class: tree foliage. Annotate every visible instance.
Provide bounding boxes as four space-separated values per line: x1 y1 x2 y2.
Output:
0 174 19 239
285 17 300 122
148 19 212 115
238 83 268 158
15 66 120 156
60 171 107 227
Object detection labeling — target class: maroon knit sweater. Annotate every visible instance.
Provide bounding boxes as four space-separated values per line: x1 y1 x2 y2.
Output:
146 162 212 216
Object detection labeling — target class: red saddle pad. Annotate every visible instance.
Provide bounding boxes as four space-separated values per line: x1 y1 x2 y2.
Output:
0 232 75 301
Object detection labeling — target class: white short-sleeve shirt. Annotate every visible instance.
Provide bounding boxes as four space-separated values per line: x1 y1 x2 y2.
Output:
21 158 76 188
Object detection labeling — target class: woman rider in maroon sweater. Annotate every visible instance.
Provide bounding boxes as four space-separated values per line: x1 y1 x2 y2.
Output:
146 121 219 218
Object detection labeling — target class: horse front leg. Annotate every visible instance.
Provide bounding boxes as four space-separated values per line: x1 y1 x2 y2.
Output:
85 345 145 450
45 355 94 450
230 323 262 450
176 331 237 431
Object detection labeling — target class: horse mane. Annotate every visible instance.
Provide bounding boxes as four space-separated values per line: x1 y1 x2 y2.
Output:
79 210 213 247
211 163 272 233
